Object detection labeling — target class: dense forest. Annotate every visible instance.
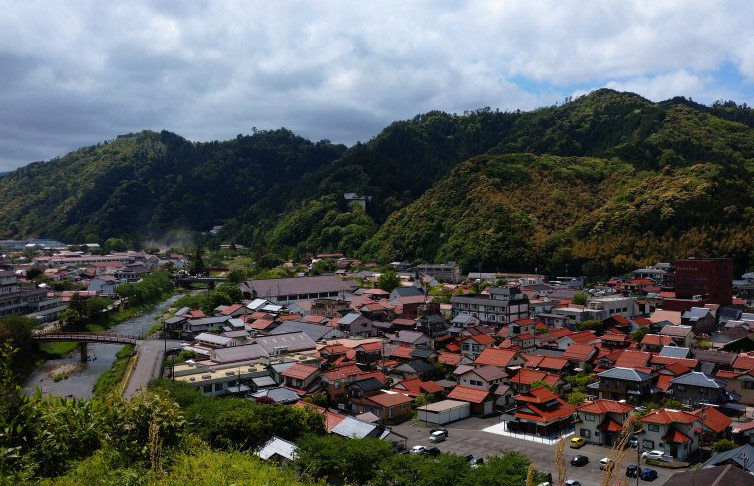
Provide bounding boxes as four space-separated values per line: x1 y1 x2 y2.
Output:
3 89 754 276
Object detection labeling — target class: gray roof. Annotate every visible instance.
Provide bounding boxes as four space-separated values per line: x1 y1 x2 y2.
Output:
164 316 186 325
682 307 712 320
210 344 266 363
598 367 653 382
256 332 318 354
397 359 434 373
270 361 296 375
350 377 384 392
660 325 694 337
270 321 338 342
251 387 301 403
188 316 231 327
472 365 506 381
389 330 428 344
410 348 435 359
691 349 738 365
331 416 380 439
240 275 358 299
702 443 754 472
252 376 277 388
175 306 191 316
392 287 424 298
658 346 690 358
670 371 727 389
451 313 477 325
339 312 364 325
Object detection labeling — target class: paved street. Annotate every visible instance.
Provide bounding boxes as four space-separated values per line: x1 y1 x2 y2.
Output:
123 337 182 398
393 416 681 486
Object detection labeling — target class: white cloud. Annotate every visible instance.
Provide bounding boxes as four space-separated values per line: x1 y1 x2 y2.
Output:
0 1 752 170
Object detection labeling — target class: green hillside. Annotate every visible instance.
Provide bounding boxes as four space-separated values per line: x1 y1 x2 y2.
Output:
2 89 754 275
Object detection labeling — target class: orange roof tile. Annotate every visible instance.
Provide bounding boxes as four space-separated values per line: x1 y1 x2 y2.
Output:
447 385 491 404
655 375 673 392
514 394 574 423
281 363 320 380
474 348 518 368
641 334 673 346
641 408 698 425
322 365 363 381
356 341 383 352
663 427 691 444
390 346 415 359
391 378 443 396
562 344 597 361
438 351 464 365
733 354 754 371
690 406 733 434
463 334 496 345
614 350 651 368
445 343 461 353
568 331 600 344
510 368 560 386
577 399 634 415
365 392 414 407
599 416 624 432
514 386 560 403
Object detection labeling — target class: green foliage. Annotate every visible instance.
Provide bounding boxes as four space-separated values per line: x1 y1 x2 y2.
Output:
564 371 596 394
575 320 603 332
302 391 328 408
567 391 587 407
466 451 539 486
377 270 401 292
295 434 395 485
189 246 206 276
712 439 736 452
374 452 471 486
116 271 173 307
632 327 650 343
104 238 128 252
572 293 588 305
92 345 134 398
530 380 555 392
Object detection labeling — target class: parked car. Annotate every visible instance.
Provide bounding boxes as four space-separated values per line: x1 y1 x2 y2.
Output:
569 437 586 449
469 456 484 468
429 430 448 443
410 445 427 454
570 455 589 467
565 481 582 486
641 450 671 463
639 468 658 481
430 427 448 436
626 464 640 477
628 436 639 448
424 446 441 457
599 458 614 471
459 453 474 461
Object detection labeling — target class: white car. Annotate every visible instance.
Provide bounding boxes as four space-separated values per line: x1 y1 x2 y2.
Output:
642 450 671 462
410 445 426 454
599 457 613 470
565 481 582 486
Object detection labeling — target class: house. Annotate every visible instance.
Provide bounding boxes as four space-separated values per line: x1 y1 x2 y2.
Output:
591 367 657 404
560 344 598 369
456 365 506 391
474 347 524 370
574 399 634 446
343 192 371 209
681 307 718 335
613 350 652 369
669 372 730 408
690 406 733 443
256 436 296 469
638 408 700 461
354 341 384 368
392 359 435 381
509 369 564 394
641 334 674 353
459 334 496 359
505 387 575 437
665 464 753 486
389 287 424 301
600 333 630 349
336 312 375 337
716 369 754 405
270 320 344 342
349 391 413 424
522 355 570 374
239 275 359 304
447 385 495 416
660 325 695 347
556 331 600 350
280 363 321 395
450 286 530 325
386 330 434 349
451 313 480 328
320 365 366 403
390 378 443 398
693 349 738 375
87 275 119 297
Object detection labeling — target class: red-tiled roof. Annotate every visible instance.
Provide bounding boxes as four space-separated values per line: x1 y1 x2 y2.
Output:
598 416 624 432
356 341 383 352
438 351 464 365
649 356 699 368
250 317 276 330
474 348 518 368
221 303 245 315
601 333 627 342
514 386 560 404
320 344 348 356
445 343 461 353
522 355 569 371
733 354 754 371
391 378 443 396
514 318 536 326
463 334 496 345
577 399 633 415
690 406 733 434
655 375 674 392
510 369 559 387
641 334 673 346
632 317 653 327
663 427 691 444
514 396 574 423
447 385 491 404
514 333 535 341
365 392 414 407
614 350 651 368
357 371 386 383
567 331 600 344
662 362 691 375
322 365 363 381
641 408 698 425
390 346 415 359
281 363 320 380
304 315 329 324
561 344 597 361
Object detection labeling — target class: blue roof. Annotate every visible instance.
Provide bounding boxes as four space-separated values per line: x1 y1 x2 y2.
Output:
670 371 727 389
597 367 653 382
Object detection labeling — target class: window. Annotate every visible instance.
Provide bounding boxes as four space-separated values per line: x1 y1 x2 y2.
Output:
203 385 212 393
580 429 591 438
648 424 659 432
215 383 223 391
584 414 595 422
744 381 754 389
676 384 686 391
642 440 654 449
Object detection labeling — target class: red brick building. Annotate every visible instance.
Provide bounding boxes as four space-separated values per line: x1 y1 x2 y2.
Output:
674 257 732 306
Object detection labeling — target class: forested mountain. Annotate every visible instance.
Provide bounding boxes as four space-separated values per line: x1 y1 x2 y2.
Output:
3 89 754 276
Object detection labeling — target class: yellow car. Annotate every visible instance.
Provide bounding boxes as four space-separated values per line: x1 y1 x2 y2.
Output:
569 437 586 449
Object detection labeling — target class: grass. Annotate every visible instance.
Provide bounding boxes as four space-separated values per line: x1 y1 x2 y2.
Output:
39 341 79 357
92 345 135 397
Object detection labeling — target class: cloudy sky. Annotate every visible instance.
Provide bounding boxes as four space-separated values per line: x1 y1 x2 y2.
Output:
1 1 753 171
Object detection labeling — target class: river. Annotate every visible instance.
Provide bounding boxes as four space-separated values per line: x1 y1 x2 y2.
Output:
22 294 182 400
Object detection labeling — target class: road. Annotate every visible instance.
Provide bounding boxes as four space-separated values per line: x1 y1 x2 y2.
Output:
123 336 183 398
393 416 680 486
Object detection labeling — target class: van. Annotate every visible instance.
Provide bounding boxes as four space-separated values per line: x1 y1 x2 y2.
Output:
429 430 447 443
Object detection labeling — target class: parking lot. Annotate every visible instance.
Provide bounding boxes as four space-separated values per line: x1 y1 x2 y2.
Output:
393 416 682 486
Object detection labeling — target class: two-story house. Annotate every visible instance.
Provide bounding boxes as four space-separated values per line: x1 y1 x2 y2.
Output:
337 312 376 337
450 286 530 325
669 371 730 408
320 364 366 403
505 387 575 437
590 367 657 404
386 330 434 349
456 365 506 391
639 408 700 461
574 399 634 446
716 369 754 405
460 334 496 359
509 369 564 394
349 390 414 424
640 334 674 353
660 325 695 347
280 363 322 396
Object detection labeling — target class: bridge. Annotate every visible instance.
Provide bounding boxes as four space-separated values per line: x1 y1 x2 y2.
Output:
32 332 140 362
173 275 227 289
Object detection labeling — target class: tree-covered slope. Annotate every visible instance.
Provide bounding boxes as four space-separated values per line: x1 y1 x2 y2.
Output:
0 129 346 243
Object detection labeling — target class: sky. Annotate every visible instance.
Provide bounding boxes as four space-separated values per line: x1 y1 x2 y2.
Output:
1 1 753 171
